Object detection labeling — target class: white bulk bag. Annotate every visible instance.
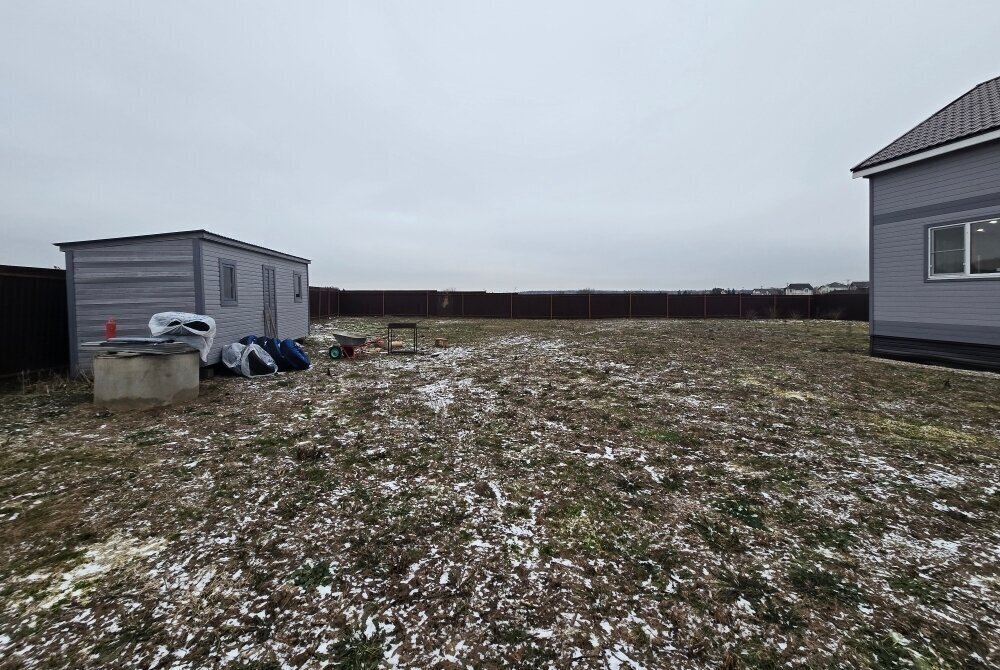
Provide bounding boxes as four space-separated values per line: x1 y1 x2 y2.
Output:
221 342 278 377
148 312 217 362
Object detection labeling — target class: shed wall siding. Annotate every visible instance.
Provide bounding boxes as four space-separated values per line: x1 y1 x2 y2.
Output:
870 139 1000 347
69 239 197 373
200 241 309 364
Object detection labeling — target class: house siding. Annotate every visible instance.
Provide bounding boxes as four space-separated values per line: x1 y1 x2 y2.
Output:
872 141 1000 215
200 240 309 364
870 139 1000 353
67 239 197 373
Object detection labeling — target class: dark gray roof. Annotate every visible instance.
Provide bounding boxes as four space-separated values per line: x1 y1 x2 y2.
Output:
785 283 813 290
853 75 1000 172
55 229 310 263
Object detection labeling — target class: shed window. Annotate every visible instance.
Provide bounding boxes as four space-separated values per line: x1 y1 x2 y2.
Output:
929 219 1000 278
220 260 238 305
293 272 303 302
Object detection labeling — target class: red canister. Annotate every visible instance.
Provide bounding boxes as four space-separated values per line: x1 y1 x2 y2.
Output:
105 319 117 340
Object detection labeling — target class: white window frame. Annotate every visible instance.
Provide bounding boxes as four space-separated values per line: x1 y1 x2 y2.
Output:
928 218 1000 280
293 272 303 303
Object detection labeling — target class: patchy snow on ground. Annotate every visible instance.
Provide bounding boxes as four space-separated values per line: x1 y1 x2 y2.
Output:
2 317 999 668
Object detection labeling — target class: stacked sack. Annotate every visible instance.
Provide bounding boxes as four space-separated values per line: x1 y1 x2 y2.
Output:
221 342 278 377
239 336 311 372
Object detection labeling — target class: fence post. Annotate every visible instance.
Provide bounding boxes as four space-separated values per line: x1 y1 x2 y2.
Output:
628 292 632 318
739 293 743 319
808 295 813 319
773 295 777 318
549 294 553 319
588 292 592 319
510 293 513 319
665 293 670 318
703 294 707 318
382 291 385 317
461 293 465 318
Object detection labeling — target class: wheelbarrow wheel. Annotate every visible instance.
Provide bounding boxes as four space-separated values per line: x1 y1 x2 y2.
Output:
328 344 343 360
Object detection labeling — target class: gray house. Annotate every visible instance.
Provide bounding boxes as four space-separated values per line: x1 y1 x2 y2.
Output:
57 230 310 375
852 76 1000 370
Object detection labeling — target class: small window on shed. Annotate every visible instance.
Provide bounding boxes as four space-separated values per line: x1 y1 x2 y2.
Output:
293 272 303 303
220 260 238 305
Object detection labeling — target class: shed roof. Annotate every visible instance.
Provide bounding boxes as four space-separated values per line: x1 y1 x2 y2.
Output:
55 230 310 263
852 75 1000 174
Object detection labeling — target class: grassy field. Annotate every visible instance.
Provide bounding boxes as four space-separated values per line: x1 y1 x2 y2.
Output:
1 318 999 669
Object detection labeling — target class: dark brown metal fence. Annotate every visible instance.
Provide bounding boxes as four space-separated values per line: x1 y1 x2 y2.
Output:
309 288 868 322
0 265 68 377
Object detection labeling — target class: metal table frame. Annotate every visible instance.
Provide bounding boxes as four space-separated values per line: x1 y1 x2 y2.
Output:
387 322 418 354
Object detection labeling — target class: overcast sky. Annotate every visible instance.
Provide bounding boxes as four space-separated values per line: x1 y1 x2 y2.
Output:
2 2 998 289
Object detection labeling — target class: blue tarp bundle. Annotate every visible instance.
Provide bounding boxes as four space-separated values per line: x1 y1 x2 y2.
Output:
238 336 310 371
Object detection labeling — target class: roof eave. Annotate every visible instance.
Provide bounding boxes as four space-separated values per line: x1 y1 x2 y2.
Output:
852 128 1000 178
54 229 311 264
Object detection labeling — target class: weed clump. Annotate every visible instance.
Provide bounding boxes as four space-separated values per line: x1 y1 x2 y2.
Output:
291 561 332 588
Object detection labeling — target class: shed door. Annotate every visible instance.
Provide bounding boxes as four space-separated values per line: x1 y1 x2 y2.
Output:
262 266 278 338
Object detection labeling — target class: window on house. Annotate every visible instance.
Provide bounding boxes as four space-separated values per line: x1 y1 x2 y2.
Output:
929 218 1000 278
971 220 1000 274
220 260 238 305
293 272 303 302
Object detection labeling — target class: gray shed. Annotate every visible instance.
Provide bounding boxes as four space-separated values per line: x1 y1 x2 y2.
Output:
57 230 310 375
852 75 1000 371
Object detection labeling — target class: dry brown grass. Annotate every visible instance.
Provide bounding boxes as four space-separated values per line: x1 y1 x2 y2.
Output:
1 317 998 669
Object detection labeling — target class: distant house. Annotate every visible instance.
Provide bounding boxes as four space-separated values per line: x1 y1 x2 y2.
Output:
57 230 310 375
847 281 869 293
852 75 1000 370
784 283 814 296
751 287 783 296
816 282 849 294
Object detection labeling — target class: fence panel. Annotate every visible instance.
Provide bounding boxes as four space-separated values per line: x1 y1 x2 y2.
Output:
813 292 867 320
434 292 458 317
667 294 705 318
457 292 511 318
512 294 550 318
309 287 323 319
551 294 589 319
384 291 432 316
0 266 68 377
706 295 741 318
739 295 776 318
630 293 668 317
339 290 385 316
774 296 811 318
310 287 868 322
590 293 630 318
309 287 339 319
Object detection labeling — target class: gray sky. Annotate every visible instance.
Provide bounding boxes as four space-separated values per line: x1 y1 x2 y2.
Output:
2 2 998 289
